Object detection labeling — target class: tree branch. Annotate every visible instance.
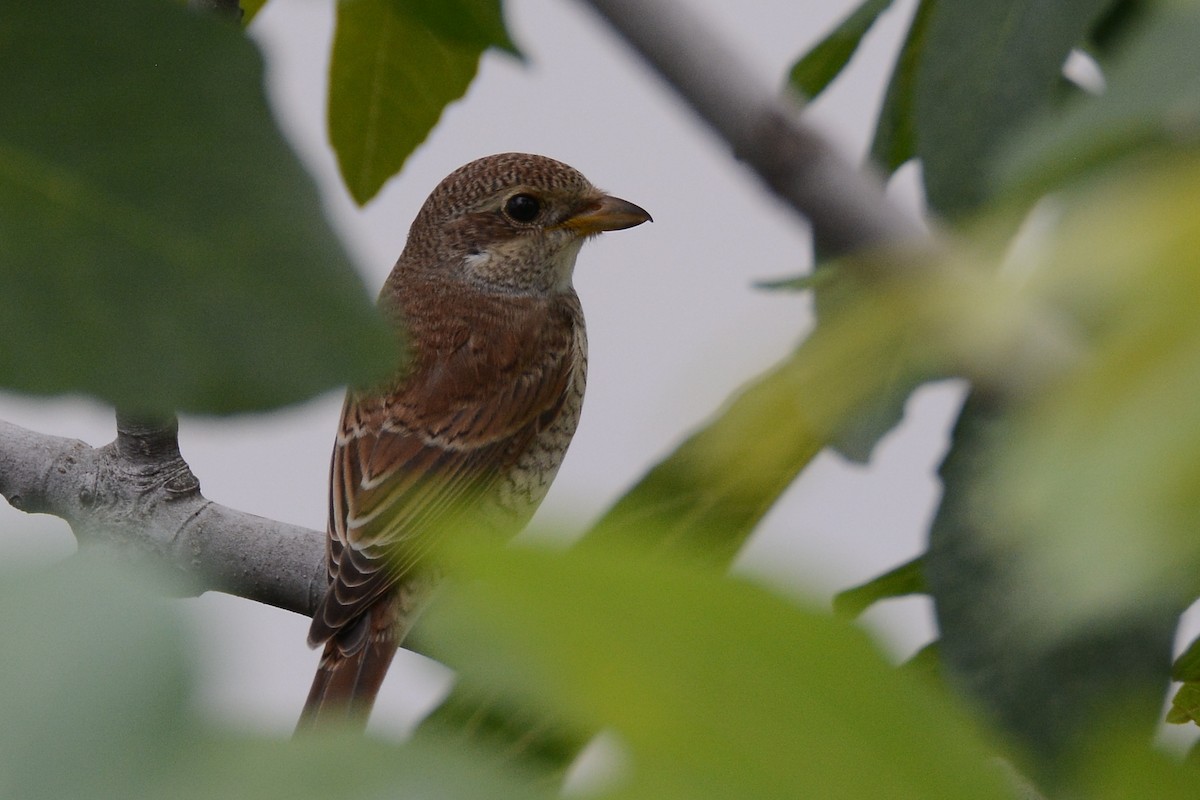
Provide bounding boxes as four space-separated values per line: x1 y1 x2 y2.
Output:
0 417 325 617
578 0 927 257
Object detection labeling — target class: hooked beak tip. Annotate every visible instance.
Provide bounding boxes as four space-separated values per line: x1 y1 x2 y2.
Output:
565 194 652 235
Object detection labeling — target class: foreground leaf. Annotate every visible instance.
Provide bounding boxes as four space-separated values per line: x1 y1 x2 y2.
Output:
393 0 518 54
913 0 1117 217
926 153 1200 780
996 3 1200 200
0 554 557 799
869 0 934 173
1171 667 1200 730
0 0 393 413
834 556 926 618
241 0 268 24
329 0 511 204
788 0 896 99
1066 731 1200 800
426 542 1013 800
1167 683 1200 727
0 557 186 799
153 732 554 800
583 251 972 566
984 155 1200 633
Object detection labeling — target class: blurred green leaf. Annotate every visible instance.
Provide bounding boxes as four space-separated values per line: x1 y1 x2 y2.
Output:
752 270 828 292
1167 682 1200 727
0 554 559 799
583 248 1014 565
913 0 1116 217
0 556 188 799
996 5 1200 200
869 0 933 173
416 685 590 777
329 0 506 204
787 0 895 99
0 0 393 414
834 556 926 618
811 258 930 463
984 155 1200 632
1067 730 1200 799
1087 0 1150 54
241 0 268 24
902 640 941 681
925 393 1181 783
582 267 931 566
1174 635 1200 682
426 542 1014 800
154 732 555 800
926 152 1200 780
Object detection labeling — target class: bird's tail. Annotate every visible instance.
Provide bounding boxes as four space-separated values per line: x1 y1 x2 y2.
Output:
296 606 398 732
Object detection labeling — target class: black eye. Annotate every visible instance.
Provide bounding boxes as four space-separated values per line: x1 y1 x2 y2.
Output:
503 193 541 223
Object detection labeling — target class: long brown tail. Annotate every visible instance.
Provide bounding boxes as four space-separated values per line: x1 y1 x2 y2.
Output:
296 605 398 731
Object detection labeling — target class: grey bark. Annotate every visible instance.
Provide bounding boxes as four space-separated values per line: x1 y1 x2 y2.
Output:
0 416 325 617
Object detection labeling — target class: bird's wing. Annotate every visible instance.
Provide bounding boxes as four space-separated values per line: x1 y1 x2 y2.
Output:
308 297 581 646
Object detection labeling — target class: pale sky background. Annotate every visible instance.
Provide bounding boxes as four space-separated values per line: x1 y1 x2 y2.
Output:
0 0 970 736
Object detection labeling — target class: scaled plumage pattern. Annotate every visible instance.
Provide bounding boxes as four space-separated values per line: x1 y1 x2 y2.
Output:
299 153 651 729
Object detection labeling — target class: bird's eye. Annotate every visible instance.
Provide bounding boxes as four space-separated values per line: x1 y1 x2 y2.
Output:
503 193 541 223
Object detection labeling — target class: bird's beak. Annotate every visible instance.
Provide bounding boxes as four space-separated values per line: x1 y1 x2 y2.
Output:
563 194 653 236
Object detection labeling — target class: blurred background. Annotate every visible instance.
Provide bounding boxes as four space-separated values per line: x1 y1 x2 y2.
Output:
0 0 959 736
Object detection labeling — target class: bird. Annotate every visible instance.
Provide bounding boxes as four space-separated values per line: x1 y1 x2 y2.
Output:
298 153 651 729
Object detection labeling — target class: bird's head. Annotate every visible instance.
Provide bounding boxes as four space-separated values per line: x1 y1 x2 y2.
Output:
400 152 651 293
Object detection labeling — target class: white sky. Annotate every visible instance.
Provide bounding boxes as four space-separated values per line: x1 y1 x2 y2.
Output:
0 0 965 736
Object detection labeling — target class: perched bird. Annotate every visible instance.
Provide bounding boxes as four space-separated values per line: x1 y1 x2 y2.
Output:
299 153 651 729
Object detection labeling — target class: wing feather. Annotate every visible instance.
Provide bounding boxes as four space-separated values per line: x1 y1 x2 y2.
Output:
309 291 582 645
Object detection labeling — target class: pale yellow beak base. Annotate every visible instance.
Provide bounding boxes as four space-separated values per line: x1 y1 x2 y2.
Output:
564 194 653 236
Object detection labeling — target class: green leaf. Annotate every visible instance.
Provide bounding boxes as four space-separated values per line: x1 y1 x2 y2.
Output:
902 640 941 681
390 0 519 55
925 153 1200 779
582 252 1001 566
416 686 589 777
811 258 928 463
581 275 923 565
153 732 556 800
0 556 189 799
0 555 561 799
752 270 830 292
580 350 828 565
241 0 268 24
928 393 1180 785
1173 634 1200 682
1167 683 1200 727
869 0 935 173
913 0 1118 217
1066 730 1200 799
425 542 1014 800
0 0 394 414
982 155 1200 633
834 556 926 618
787 0 896 99
1087 0 1150 54
329 0 501 204
996 5 1200 200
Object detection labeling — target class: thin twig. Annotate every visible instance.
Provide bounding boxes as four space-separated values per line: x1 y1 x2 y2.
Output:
577 0 927 256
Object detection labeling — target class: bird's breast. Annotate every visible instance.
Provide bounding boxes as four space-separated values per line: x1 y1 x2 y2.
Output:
492 303 588 523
